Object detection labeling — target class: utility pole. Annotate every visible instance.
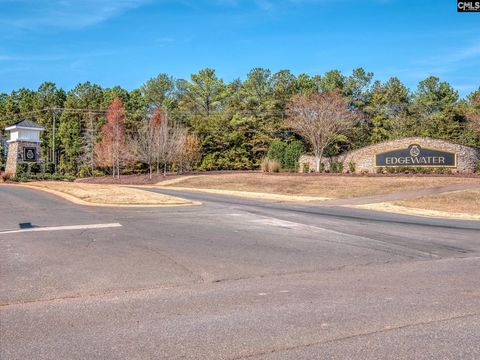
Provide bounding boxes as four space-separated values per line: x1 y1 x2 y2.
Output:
52 108 58 173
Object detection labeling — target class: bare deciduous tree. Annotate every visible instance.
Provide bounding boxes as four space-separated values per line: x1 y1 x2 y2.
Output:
167 124 188 168
286 90 359 172
133 114 158 179
150 108 189 176
81 111 98 177
179 134 201 173
153 109 170 175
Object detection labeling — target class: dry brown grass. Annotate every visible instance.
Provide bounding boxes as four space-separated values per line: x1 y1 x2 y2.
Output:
163 173 480 199
260 158 281 173
23 182 192 206
394 189 480 214
0 172 12 182
356 202 480 220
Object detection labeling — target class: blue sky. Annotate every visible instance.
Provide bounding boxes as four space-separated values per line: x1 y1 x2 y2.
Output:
0 0 479 96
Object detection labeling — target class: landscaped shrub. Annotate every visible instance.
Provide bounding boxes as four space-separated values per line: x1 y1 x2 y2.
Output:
302 163 310 173
348 161 356 173
267 140 287 165
16 162 30 177
8 161 76 182
283 141 305 171
10 173 75 182
261 158 281 173
330 161 344 173
10 175 28 182
381 166 453 174
29 163 41 174
16 162 45 177
386 166 406 174
43 162 55 174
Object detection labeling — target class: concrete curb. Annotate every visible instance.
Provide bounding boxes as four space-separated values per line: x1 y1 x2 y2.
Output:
352 202 480 221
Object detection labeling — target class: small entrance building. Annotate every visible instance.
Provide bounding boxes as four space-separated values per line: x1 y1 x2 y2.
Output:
4 119 44 175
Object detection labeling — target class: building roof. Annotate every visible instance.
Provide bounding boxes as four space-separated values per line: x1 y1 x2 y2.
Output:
5 119 45 131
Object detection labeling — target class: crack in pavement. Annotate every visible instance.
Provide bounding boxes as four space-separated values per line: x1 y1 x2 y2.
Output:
211 259 399 283
0 259 406 308
135 243 206 283
0 283 183 308
231 312 480 359
4 256 479 309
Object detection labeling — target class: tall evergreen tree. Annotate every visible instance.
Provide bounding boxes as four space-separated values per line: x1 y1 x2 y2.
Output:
177 68 228 117
409 76 462 141
141 73 175 111
32 82 66 162
365 77 410 143
57 82 104 174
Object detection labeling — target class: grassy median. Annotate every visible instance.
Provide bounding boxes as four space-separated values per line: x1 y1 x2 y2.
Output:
160 173 480 199
23 181 192 206
394 189 480 214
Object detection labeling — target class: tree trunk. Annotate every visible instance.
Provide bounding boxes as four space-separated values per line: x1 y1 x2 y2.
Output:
163 163 167 177
149 165 152 179
314 156 321 173
116 156 120 179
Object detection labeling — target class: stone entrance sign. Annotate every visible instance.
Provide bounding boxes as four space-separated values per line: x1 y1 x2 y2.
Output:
375 144 456 168
4 119 45 175
299 137 480 174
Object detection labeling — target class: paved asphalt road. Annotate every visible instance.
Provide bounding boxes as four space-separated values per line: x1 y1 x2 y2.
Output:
0 185 479 359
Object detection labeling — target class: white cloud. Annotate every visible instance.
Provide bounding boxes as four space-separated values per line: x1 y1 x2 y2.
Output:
386 39 480 83
213 0 392 13
0 0 151 30
439 42 480 64
0 0 393 31
0 50 112 63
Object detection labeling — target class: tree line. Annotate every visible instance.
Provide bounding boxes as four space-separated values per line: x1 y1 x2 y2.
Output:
0 68 479 176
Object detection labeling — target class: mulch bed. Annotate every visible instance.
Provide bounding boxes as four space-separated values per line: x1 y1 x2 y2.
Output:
75 170 258 185
76 173 179 185
75 170 480 185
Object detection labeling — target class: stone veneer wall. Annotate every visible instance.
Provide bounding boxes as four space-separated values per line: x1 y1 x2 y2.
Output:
5 141 43 175
299 137 480 174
